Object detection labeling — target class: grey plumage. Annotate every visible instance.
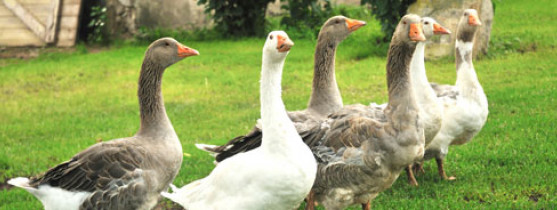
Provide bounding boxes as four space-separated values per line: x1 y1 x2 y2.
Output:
11 38 197 210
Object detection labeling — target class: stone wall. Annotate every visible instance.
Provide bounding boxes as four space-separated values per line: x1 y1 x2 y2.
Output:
105 0 360 38
408 0 494 58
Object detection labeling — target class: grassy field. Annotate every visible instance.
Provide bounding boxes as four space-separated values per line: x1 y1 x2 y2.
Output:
1 0 556 209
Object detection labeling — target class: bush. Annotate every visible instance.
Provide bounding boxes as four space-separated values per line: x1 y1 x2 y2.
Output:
280 0 334 39
361 0 416 42
198 0 275 37
134 27 222 44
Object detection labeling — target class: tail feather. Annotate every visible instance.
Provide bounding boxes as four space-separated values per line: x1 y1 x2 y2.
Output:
7 177 36 191
195 144 232 156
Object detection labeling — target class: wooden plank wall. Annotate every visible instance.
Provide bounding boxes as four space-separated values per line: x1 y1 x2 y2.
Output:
0 0 81 47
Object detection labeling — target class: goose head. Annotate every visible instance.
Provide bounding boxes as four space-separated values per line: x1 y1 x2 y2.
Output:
263 31 294 61
392 14 426 44
457 9 482 42
421 17 451 40
319 16 366 43
145 37 199 68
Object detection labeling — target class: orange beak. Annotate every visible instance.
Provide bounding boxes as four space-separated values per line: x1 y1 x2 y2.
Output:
409 23 426 41
345 18 367 32
177 44 199 57
276 35 294 52
468 15 482 26
433 23 451 34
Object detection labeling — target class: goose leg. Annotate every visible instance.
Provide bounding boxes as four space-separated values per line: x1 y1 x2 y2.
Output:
413 162 425 175
406 165 419 186
304 190 315 210
361 201 371 210
435 157 456 180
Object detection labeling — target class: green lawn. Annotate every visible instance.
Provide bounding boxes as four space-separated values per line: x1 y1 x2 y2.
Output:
1 0 556 209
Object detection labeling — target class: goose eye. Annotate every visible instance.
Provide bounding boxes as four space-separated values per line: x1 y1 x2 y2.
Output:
424 21 429 25
269 35 273 40
165 42 170 46
335 20 341 24
464 13 468 16
403 21 407 24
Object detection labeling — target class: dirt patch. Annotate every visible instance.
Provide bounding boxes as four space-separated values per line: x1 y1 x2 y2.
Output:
529 192 543 202
0 179 14 190
0 47 40 59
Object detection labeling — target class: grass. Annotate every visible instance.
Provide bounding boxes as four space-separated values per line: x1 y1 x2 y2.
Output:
1 0 556 209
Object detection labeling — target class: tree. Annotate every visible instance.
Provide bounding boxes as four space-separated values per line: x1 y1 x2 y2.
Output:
361 0 416 41
198 0 275 37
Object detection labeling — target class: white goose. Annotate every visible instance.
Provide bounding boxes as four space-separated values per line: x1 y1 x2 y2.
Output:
7 38 199 209
425 9 489 180
196 16 366 162
404 17 451 186
162 31 317 210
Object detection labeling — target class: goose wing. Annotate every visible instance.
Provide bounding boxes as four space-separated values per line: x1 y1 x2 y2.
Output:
29 140 147 192
198 110 321 162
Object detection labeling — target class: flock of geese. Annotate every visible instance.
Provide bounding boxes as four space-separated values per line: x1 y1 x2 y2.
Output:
8 9 488 210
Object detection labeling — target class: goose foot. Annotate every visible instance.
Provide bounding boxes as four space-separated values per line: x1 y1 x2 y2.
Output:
413 163 425 175
361 201 371 210
406 165 419 186
436 157 456 181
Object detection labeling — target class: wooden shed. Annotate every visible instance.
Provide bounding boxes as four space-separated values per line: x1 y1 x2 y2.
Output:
0 0 81 47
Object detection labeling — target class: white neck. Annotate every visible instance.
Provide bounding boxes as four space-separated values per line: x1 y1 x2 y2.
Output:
260 53 299 149
455 40 483 99
410 42 439 105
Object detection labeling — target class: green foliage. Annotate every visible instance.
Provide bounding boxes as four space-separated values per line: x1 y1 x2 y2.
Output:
197 0 275 37
361 0 416 41
87 6 108 44
134 27 222 44
280 0 334 39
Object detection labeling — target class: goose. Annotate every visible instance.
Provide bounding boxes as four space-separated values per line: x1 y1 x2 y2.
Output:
404 17 451 186
196 16 366 162
303 14 426 210
424 9 489 180
7 38 199 210
161 31 317 210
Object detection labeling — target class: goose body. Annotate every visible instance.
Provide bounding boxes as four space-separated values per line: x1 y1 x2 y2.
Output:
196 16 366 162
404 17 451 186
304 15 427 209
424 9 489 180
162 31 317 210
8 38 199 210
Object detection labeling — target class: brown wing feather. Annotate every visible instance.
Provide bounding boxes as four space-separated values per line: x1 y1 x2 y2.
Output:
29 142 146 192
213 110 320 162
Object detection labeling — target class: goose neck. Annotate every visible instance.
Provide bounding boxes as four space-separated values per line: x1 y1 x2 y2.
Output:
410 42 438 101
136 58 175 137
307 38 342 116
385 41 418 112
260 54 294 147
455 39 482 98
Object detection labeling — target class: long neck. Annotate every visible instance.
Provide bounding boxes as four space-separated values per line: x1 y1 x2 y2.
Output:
136 58 175 138
455 39 483 99
307 37 342 116
386 41 418 111
260 54 296 149
410 42 438 103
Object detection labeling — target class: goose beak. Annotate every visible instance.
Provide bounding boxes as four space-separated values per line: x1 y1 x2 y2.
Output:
346 18 367 32
468 15 482 26
177 44 200 57
277 35 294 52
433 23 451 34
409 23 426 41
